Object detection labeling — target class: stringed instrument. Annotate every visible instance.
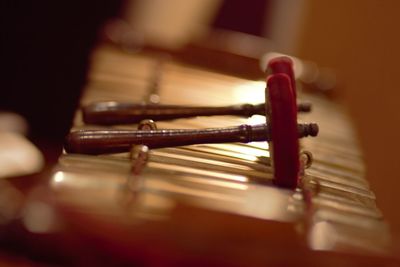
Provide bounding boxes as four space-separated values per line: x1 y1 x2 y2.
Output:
13 43 396 266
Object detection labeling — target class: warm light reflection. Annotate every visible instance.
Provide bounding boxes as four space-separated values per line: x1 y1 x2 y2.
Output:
211 143 269 158
232 81 265 104
190 146 262 162
145 178 241 203
149 162 248 183
246 114 266 125
153 150 254 171
50 170 124 193
53 171 64 183
240 186 296 222
308 221 337 250
178 175 248 191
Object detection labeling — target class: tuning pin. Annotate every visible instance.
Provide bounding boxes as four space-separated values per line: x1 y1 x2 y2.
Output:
298 151 319 212
65 122 318 154
129 120 156 176
137 119 158 131
82 101 312 125
128 144 149 197
126 121 158 198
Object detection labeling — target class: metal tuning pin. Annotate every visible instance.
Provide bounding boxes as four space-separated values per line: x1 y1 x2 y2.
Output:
129 120 156 175
64 122 318 155
127 144 149 196
137 119 158 131
127 121 156 197
82 101 312 125
299 151 320 213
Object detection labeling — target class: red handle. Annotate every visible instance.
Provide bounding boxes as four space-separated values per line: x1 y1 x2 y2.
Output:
266 73 300 189
267 57 297 99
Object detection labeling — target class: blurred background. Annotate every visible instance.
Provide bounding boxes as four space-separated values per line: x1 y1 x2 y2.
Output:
1 0 400 258
298 0 400 245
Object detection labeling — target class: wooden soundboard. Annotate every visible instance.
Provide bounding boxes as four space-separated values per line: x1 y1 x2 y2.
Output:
48 43 395 265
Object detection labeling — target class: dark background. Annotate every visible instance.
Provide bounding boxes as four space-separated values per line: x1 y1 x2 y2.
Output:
0 0 122 150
